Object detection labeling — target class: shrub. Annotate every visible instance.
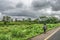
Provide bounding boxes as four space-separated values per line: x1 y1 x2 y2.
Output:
0 34 11 40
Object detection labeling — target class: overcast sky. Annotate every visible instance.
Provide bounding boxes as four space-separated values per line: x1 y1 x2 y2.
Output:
0 0 60 19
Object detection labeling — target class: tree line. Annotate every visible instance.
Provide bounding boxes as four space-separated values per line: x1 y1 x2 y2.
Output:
1 16 60 25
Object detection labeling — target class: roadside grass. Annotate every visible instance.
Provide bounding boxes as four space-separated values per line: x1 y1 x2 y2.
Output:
0 23 60 40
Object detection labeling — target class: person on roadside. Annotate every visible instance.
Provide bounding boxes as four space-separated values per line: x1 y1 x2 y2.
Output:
43 23 47 34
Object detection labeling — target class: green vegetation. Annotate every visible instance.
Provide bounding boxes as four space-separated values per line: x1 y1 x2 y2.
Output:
0 16 60 40
2 16 60 24
0 24 59 40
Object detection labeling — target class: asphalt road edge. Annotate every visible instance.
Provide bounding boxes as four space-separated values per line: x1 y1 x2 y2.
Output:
44 27 60 40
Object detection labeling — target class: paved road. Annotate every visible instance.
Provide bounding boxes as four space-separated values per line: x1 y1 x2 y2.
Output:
48 30 60 40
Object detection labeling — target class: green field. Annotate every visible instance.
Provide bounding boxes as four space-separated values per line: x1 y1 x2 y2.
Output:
0 24 60 40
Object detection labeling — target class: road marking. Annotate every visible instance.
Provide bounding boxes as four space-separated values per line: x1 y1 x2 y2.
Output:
44 28 60 40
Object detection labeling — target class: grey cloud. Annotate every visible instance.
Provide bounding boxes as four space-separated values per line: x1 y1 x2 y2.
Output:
50 0 60 11
0 0 24 12
51 11 60 16
16 3 24 8
1 0 60 19
32 0 60 11
0 0 15 12
2 8 52 18
32 0 50 10
2 9 38 18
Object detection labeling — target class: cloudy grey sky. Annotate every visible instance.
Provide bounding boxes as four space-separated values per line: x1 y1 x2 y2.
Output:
0 0 60 20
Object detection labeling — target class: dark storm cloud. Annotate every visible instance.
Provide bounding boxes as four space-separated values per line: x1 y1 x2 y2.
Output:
0 0 15 12
1 0 60 19
50 0 60 11
0 0 24 12
32 0 60 11
32 0 50 10
16 3 24 8
2 9 38 18
2 8 52 18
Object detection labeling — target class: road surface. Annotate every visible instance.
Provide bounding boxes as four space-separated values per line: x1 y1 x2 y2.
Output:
48 30 60 40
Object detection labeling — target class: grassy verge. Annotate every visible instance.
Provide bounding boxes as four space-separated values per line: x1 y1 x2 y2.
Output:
0 23 60 40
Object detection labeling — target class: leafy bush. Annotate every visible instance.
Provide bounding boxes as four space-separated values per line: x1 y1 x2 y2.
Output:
11 29 26 38
0 34 11 40
0 24 59 40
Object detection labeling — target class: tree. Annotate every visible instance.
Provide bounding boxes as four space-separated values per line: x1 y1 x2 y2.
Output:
39 16 59 23
22 18 25 21
11 19 13 22
6 16 11 22
33 18 39 23
27 18 31 22
49 17 58 23
2 16 5 21
2 16 11 25
15 18 18 22
2 16 6 25
40 16 48 21
39 16 48 23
